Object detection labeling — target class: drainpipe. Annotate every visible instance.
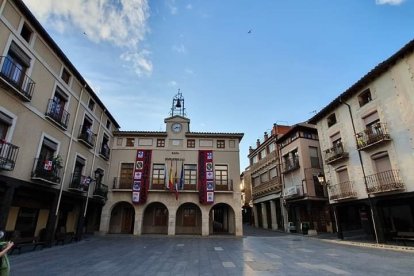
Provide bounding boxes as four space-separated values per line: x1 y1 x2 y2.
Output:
339 98 379 244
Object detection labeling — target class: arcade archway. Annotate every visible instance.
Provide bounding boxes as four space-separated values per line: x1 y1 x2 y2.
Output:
210 203 235 235
175 203 202 235
142 202 168 234
109 201 135 234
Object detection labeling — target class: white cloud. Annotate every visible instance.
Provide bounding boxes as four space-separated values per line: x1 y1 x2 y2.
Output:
172 44 186 54
375 0 405 5
22 0 152 76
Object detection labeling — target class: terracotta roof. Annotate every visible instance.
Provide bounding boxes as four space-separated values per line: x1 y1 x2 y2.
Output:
185 132 244 140
308 38 414 124
114 131 167 137
276 123 317 143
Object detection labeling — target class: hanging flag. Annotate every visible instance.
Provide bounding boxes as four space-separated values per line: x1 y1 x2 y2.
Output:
174 169 179 200
168 160 174 192
179 162 184 190
165 162 169 189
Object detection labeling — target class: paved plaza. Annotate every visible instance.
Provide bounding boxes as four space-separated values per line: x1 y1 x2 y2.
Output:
9 226 414 276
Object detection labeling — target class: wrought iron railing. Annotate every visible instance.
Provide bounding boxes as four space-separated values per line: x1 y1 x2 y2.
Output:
99 143 110 160
324 142 348 164
94 183 108 200
69 173 89 192
113 177 132 189
0 140 19 171
250 150 277 172
365 170 404 194
215 179 233 191
45 99 70 129
31 158 62 184
78 125 96 148
328 180 357 201
356 123 391 150
281 157 300 174
0 56 35 101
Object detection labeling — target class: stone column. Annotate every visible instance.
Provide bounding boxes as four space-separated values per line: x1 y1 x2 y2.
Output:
202 208 210 236
134 206 143 235
168 208 176 236
270 200 278 230
253 204 259 227
261 202 268 229
99 202 111 235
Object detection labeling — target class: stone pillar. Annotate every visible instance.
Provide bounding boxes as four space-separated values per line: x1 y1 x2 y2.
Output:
261 202 268 229
99 202 111 235
134 206 143 235
270 200 278 230
45 192 59 247
75 199 87 241
168 208 176 236
202 208 210 236
253 204 259 227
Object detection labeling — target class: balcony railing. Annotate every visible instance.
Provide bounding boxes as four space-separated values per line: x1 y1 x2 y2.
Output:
252 177 281 197
45 99 70 129
365 170 404 194
31 158 62 184
324 142 348 164
94 183 108 200
215 179 233 191
113 177 132 190
281 157 300 174
328 180 357 201
0 56 35 101
250 150 277 172
356 123 391 150
69 174 89 192
78 125 96 148
0 140 19 171
99 143 110 160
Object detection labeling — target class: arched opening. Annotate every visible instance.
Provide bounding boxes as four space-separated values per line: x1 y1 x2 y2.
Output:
175 203 202 235
109 201 135 234
142 202 169 234
210 203 235 235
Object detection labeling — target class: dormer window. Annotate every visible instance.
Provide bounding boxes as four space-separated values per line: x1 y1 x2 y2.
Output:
20 23 33 43
327 113 337 127
61 68 71 84
358 89 372 107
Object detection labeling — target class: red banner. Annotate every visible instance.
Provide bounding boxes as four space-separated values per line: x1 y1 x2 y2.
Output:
198 150 214 204
132 149 152 204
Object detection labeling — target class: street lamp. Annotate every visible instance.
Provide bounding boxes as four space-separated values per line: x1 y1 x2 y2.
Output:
317 172 328 186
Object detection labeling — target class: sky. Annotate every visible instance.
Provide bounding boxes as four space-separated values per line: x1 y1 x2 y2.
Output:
22 0 414 170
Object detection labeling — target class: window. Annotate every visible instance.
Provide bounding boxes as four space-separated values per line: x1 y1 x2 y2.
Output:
106 119 111 129
72 156 86 188
157 139 165 147
260 172 269 183
337 168 350 184
34 137 60 182
358 89 372 107
39 137 58 162
253 155 258 164
47 87 68 126
309 146 320 168
253 176 260 187
184 164 197 185
20 23 33 43
117 138 123 146
80 116 94 144
88 98 95 111
126 138 134 147
61 68 71 84
363 111 380 133
269 142 276 153
327 113 337 127
0 111 13 140
100 134 110 159
119 163 134 189
330 132 342 147
260 148 266 159
187 139 195 148
372 152 392 173
152 164 165 185
215 164 228 186
269 167 278 179
217 140 225 148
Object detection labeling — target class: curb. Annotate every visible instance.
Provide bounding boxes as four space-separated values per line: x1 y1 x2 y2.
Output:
317 238 414 253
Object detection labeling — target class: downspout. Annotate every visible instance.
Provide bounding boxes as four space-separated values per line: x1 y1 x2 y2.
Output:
339 97 379 244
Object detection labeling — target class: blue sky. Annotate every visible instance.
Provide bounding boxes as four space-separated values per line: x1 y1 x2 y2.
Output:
22 0 414 170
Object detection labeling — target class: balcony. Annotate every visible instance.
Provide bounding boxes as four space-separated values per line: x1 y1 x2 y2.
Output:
69 174 89 192
0 140 19 171
45 99 70 130
93 183 108 200
0 56 35 101
31 158 62 185
281 157 300 174
252 177 281 198
78 125 96 149
328 181 357 201
325 142 348 165
356 123 391 151
215 179 233 192
365 170 404 194
99 143 110 160
113 177 132 190
250 150 277 172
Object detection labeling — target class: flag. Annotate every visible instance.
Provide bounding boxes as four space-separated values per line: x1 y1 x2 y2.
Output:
174 169 178 200
165 163 169 189
179 162 184 190
168 161 174 192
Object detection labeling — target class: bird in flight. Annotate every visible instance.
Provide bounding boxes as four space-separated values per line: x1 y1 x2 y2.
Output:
247 29 252 34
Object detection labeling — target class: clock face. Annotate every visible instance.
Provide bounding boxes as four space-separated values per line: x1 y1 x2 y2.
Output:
171 123 182 133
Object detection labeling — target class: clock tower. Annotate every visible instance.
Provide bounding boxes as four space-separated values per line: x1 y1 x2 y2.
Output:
165 90 190 135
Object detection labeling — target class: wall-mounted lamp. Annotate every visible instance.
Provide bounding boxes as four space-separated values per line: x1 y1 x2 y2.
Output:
317 172 329 186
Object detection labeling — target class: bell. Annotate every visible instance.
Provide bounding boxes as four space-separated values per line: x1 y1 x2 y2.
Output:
175 99 181 108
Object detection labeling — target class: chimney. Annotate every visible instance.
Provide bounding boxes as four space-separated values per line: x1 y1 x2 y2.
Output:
272 123 278 136
249 146 253 154
264 132 268 140
256 139 260 147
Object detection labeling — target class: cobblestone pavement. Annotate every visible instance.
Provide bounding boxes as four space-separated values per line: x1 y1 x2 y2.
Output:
9 226 414 276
